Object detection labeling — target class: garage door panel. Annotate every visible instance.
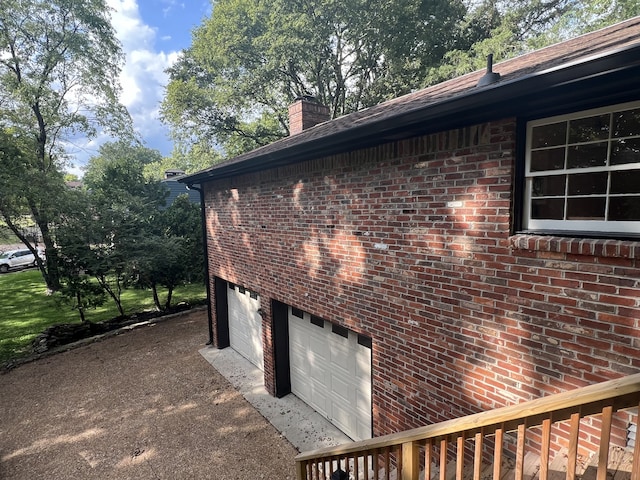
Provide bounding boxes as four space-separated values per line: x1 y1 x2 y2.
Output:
289 308 372 441
308 388 328 417
330 404 353 436
308 338 329 367
330 374 355 405
228 285 264 371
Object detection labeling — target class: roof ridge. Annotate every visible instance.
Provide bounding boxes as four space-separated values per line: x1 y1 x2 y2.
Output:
181 16 640 181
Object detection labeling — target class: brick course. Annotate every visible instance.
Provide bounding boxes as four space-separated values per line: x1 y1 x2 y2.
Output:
203 117 640 442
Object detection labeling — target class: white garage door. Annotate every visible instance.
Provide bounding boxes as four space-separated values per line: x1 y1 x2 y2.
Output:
288 307 372 441
227 284 264 371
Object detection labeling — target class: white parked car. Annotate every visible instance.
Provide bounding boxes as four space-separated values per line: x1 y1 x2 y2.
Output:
0 248 44 273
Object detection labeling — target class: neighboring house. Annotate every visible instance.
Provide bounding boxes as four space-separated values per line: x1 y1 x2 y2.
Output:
161 170 200 207
181 18 640 447
65 181 83 190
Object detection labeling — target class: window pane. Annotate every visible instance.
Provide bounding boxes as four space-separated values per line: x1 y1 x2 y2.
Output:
567 142 608 168
568 114 610 143
610 169 640 194
567 172 608 196
610 138 640 165
531 198 564 219
609 196 640 221
566 197 606 220
613 108 640 137
532 175 566 197
530 148 565 171
531 122 567 148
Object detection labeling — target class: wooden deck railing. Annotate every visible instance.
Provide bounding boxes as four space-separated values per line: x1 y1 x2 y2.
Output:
295 373 640 480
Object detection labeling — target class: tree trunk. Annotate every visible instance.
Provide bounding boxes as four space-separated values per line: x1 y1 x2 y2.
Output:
76 290 87 324
99 277 125 317
152 283 162 312
39 221 61 291
164 286 174 311
0 208 59 291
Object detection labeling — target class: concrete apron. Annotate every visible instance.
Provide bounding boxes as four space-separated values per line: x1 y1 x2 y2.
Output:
199 346 352 453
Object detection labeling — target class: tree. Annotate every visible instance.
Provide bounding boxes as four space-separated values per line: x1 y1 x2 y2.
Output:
58 142 204 318
64 173 80 183
158 194 204 285
163 0 640 160
426 0 640 85
83 141 163 189
425 0 574 84
161 0 468 156
529 0 640 46
0 0 133 291
134 235 188 312
131 195 204 311
55 190 107 323
81 142 168 316
143 143 222 181
0 127 64 273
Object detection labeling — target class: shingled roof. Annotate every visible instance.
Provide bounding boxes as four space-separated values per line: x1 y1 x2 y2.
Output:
182 17 640 184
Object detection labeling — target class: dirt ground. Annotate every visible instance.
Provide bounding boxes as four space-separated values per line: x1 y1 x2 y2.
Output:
0 310 299 479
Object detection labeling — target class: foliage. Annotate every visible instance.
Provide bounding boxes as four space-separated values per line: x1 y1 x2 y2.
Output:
133 236 188 311
0 269 206 363
161 0 469 156
0 128 66 285
163 0 640 160
528 0 640 47
57 142 168 317
57 273 106 323
60 141 203 317
64 173 80 182
131 194 204 312
158 194 205 285
0 223 18 245
425 0 574 84
0 0 133 291
55 188 107 321
426 0 640 85
143 143 222 181
83 141 163 188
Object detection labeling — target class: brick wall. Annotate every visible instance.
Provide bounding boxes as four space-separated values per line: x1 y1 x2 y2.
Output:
202 117 640 450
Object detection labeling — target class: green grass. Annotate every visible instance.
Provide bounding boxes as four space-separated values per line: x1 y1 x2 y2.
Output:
0 269 206 363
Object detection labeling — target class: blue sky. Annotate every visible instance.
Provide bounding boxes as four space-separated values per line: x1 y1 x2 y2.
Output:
67 0 211 176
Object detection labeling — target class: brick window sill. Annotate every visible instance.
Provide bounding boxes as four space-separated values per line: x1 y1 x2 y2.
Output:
510 234 640 259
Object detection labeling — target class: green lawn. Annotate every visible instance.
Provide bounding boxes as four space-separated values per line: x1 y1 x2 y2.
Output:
0 269 206 363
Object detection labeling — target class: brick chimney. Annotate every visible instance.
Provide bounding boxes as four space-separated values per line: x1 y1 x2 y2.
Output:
288 96 330 135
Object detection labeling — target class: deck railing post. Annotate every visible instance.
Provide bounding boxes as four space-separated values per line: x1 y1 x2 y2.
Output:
402 441 419 480
295 459 307 480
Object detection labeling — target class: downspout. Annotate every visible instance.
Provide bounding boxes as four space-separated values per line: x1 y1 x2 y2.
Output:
186 183 214 345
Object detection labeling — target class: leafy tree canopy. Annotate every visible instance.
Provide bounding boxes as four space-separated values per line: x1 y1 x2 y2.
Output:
162 0 639 160
143 143 222 181
84 141 162 189
0 0 133 290
426 0 640 84
84 141 168 214
0 0 133 161
161 0 470 157
61 142 169 316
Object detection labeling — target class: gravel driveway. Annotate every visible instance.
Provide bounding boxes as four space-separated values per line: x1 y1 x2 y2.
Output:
0 310 298 479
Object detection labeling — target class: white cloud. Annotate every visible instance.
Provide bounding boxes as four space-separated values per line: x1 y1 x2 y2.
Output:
68 0 182 174
107 0 155 50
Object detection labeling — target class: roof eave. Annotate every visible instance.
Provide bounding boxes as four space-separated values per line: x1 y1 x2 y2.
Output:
181 44 640 185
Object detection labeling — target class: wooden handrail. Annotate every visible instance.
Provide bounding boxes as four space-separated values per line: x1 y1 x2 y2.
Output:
295 373 640 480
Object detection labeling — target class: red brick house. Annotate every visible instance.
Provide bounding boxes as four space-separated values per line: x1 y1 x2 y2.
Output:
182 18 640 445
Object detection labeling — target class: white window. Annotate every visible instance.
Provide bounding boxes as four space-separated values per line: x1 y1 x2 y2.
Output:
524 101 640 236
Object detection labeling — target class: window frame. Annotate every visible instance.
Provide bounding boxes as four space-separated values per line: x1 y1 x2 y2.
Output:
522 100 640 238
